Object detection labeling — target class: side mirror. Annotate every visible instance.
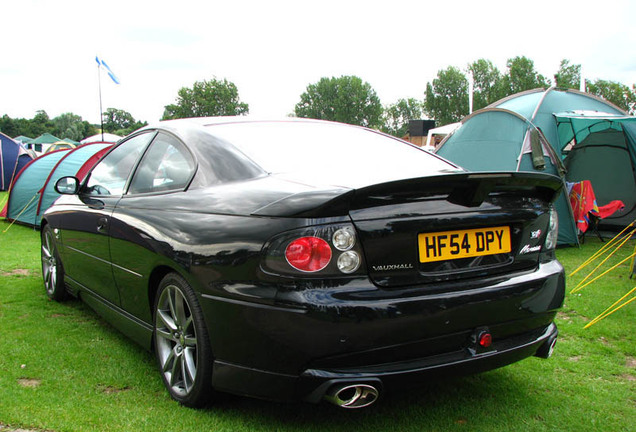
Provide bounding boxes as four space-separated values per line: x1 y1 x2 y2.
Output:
55 176 80 195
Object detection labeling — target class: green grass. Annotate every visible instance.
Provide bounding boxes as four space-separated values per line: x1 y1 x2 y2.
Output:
0 207 634 431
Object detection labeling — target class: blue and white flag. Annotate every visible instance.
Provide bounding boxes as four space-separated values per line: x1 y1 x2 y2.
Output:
95 56 120 85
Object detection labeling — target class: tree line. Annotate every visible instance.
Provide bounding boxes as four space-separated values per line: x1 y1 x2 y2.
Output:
160 57 635 134
2 56 633 141
0 111 97 142
0 108 147 142
425 57 636 125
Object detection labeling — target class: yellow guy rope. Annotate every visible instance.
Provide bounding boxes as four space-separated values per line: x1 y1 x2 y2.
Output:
570 220 636 277
585 286 636 329
570 228 636 293
631 242 636 279
2 193 38 233
571 251 636 294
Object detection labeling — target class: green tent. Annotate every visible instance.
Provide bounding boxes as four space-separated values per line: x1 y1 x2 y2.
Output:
436 88 630 246
27 133 61 154
555 113 636 228
31 133 61 144
13 135 33 144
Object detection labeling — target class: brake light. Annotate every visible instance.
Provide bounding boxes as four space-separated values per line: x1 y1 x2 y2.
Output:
263 223 365 277
285 237 332 272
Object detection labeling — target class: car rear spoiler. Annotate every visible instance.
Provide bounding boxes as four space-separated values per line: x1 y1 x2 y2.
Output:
253 172 563 218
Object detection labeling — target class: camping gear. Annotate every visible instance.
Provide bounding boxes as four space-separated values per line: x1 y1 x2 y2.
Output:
568 180 624 241
0 132 33 191
2 142 112 227
556 113 636 228
436 88 631 245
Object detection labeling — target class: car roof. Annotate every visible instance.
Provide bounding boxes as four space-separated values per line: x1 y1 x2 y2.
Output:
147 116 364 130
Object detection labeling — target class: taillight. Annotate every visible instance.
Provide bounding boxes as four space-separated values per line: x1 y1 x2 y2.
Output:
337 251 361 273
285 237 332 272
263 223 365 277
332 227 356 251
544 207 558 250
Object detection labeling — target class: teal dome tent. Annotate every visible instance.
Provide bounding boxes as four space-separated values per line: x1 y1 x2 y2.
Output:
437 88 631 246
2 143 112 227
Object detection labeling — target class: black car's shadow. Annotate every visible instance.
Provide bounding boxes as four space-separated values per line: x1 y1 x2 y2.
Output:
55 295 542 431
199 369 536 430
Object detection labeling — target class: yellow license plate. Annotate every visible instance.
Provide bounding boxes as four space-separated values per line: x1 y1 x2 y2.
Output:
418 226 511 263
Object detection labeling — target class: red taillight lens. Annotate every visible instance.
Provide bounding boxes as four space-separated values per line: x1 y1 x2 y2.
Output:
285 237 332 272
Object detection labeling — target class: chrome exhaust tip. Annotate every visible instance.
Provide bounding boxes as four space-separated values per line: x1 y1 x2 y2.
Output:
323 383 380 409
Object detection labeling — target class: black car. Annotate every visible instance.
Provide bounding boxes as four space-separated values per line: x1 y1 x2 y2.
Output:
41 118 564 409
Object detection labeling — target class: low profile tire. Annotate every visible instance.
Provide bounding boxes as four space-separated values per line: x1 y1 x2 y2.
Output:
153 273 213 408
41 225 67 301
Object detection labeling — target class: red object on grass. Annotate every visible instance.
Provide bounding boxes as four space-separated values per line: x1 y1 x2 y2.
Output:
569 180 624 233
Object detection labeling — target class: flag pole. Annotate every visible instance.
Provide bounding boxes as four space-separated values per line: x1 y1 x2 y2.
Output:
97 59 104 142
95 56 120 142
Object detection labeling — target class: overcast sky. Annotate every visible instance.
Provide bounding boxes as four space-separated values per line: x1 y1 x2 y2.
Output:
2 0 635 127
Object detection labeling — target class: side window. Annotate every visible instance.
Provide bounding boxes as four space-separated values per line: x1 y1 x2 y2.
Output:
128 133 195 194
84 133 154 196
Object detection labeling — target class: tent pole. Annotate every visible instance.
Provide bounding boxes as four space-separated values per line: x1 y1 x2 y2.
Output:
468 71 474 114
0 143 4 190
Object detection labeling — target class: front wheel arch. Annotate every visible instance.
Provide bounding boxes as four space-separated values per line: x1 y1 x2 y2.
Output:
40 222 67 301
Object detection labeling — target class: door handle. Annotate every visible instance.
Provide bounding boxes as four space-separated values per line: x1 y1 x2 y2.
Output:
97 217 109 233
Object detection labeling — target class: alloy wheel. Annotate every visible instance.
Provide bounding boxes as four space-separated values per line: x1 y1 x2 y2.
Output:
41 229 58 297
155 284 198 397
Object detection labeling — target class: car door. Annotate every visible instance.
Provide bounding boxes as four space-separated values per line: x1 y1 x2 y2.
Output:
107 132 196 323
59 132 155 305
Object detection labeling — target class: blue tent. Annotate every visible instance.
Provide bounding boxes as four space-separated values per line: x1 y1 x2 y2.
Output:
0 132 33 191
4 143 112 227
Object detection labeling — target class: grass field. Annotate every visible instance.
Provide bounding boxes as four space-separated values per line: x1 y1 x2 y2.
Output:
0 200 634 431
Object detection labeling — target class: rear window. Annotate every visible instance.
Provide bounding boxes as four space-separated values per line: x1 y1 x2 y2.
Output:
206 121 459 188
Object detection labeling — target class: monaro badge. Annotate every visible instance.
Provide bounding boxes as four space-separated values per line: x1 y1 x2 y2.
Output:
520 244 542 254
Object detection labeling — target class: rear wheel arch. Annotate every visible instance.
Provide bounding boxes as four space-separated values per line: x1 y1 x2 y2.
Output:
147 266 209 344
152 271 215 407
148 265 174 321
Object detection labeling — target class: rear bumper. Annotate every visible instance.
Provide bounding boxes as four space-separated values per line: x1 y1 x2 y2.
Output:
301 322 558 403
201 260 565 402
210 322 558 404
